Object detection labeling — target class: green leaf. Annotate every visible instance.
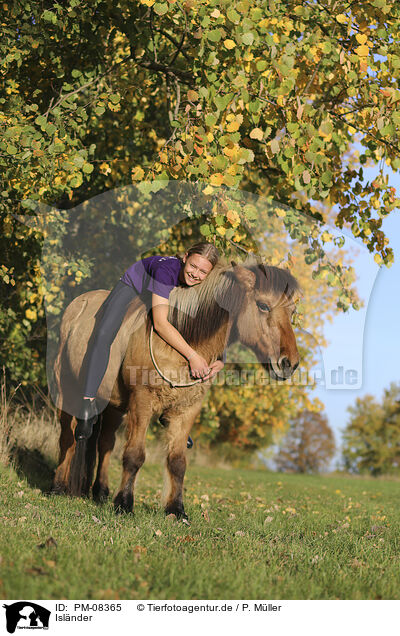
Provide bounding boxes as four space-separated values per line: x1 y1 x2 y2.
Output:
241 32 254 46
42 10 56 23
35 115 47 128
207 29 222 42
45 123 57 136
227 8 241 23
73 155 85 168
200 224 211 236
205 113 217 127
153 2 168 16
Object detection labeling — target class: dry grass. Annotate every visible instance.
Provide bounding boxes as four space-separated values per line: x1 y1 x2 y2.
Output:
0 368 59 468
0 368 21 465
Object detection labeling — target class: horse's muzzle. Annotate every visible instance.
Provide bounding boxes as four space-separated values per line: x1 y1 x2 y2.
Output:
263 357 299 381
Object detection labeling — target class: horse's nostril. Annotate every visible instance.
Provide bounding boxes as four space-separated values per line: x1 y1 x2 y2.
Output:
279 356 291 370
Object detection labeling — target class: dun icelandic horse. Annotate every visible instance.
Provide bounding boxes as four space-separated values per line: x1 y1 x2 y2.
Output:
52 260 300 519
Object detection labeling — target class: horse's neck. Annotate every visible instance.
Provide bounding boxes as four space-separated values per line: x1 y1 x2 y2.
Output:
200 316 232 362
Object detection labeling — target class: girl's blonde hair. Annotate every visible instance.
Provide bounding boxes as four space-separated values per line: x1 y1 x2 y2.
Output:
185 242 220 268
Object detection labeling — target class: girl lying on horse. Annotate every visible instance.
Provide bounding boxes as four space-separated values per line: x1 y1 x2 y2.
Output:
75 242 224 443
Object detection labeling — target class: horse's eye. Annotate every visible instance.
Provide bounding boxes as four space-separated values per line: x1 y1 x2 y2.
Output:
257 301 270 312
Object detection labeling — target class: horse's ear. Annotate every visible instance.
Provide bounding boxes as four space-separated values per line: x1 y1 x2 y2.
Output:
231 260 237 268
232 265 256 291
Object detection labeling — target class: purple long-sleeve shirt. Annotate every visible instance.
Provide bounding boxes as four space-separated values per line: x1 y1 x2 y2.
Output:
120 255 183 299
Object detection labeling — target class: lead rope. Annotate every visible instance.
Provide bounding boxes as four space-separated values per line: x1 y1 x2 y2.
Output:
149 325 203 388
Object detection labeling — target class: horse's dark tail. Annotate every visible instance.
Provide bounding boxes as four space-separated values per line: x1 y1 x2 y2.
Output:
69 438 88 496
68 416 101 497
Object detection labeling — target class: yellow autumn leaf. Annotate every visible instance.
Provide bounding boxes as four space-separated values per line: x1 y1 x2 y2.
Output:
210 173 224 186
25 308 37 321
100 162 111 175
227 209 240 227
132 166 144 180
250 128 263 141
336 14 347 23
356 33 368 45
224 39 236 50
202 185 214 195
226 120 239 132
276 208 286 218
210 8 220 18
187 89 199 101
216 226 226 236
223 145 238 159
355 45 369 57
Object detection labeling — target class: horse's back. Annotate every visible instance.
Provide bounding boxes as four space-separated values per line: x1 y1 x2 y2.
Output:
56 289 147 408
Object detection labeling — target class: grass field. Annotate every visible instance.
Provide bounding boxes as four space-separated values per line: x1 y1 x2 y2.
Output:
1 446 399 600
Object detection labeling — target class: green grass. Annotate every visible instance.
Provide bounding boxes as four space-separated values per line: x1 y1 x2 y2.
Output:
1 455 399 600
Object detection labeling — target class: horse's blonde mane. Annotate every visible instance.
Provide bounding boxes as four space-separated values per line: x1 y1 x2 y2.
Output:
144 258 299 346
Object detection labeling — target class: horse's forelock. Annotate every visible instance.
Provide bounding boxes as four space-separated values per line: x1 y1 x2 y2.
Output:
254 264 299 299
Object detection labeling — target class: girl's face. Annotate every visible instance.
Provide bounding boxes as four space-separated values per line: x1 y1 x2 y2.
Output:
180 252 213 286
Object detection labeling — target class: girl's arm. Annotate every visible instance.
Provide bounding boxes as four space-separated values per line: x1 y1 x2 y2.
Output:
151 293 210 378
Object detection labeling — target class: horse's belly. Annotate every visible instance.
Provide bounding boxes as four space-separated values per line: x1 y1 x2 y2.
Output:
147 382 208 412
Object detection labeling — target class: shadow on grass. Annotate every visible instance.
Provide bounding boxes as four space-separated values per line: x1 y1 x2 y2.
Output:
11 445 55 493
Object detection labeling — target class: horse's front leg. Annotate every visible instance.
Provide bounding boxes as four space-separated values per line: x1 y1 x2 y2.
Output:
163 400 203 520
113 391 153 514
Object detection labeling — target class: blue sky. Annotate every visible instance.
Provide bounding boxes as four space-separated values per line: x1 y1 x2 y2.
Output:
313 163 400 463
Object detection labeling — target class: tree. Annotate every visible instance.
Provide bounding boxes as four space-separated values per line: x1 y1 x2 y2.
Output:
342 383 400 475
1 1 397 438
274 410 336 473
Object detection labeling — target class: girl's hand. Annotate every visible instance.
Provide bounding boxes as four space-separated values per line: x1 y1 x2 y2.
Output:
201 360 225 382
188 352 211 379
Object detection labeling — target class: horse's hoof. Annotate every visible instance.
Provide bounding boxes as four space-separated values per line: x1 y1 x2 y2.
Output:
92 483 109 503
113 491 133 514
165 506 189 521
187 435 194 449
50 483 66 496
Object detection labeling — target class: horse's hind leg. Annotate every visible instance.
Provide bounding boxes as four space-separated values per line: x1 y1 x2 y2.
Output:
52 409 75 494
163 401 202 520
92 405 124 503
113 392 152 514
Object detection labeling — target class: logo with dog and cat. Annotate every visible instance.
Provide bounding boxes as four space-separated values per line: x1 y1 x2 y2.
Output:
3 602 51 633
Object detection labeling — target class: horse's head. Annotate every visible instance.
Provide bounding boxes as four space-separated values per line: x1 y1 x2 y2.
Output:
229 261 300 381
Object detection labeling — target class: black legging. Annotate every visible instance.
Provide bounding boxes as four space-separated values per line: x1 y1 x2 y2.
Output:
83 280 138 398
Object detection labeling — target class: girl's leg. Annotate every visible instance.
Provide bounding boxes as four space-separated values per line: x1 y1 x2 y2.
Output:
75 281 137 440
83 281 138 399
